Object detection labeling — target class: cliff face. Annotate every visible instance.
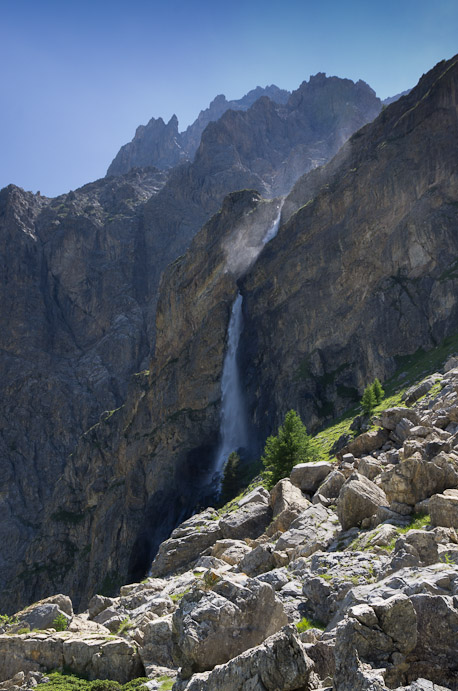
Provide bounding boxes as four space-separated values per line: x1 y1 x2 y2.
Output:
12 191 281 612
241 55 458 439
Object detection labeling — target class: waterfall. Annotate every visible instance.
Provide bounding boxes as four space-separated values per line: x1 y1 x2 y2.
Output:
262 203 283 244
213 292 248 490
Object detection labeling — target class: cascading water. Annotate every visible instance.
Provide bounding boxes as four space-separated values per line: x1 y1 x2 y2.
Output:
212 203 285 494
262 202 283 244
212 292 248 492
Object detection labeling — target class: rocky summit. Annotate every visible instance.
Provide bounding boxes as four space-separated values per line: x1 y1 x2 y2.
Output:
0 52 458 691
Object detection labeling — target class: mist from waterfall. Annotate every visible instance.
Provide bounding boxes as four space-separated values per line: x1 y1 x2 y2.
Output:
262 202 283 244
213 292 248 491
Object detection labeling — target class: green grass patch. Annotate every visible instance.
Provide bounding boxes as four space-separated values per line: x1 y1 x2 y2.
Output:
38 673 149 691
157 677 174 691
170 588 190 602
296 616 326 633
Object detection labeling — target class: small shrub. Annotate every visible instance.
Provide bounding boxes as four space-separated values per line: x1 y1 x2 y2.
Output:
52 613 69 632
116 617 133 635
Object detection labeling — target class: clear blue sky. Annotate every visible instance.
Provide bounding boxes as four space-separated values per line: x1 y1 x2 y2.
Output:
1 0 457 197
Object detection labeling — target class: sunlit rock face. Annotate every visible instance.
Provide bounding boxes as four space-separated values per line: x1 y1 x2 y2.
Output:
241 55 458 438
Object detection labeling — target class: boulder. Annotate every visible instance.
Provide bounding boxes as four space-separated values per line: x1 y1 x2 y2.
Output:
429 489 458 528
150 509 222 577
0 633 143 683
315 469 346 500
211 540 252 565
88 595 115 620
239 544 275 576
406 593 458 689
403 375 441 406
333 595 417 691
357 456 382 481
17 604 70 631
237 486 270 507
62 636 144 681
380 408 420 430
379 452 458 506
289 461 333 494
275 504 339 557
337 472 388 531
390 530 439 571
173 626 314 691
171 574 287 675
139 615 175 673
338 428 389 459
219 502 272 540
269 478 310 516
267 478 311 535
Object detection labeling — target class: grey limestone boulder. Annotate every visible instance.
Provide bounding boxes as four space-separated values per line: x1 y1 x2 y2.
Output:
338 428 389 459
334 594 417 691
316 468 346 500
150 509 222 577
139 615 175 673
290 461 333 494
173 625 315 691
171 573 287 676
267 478 311 535
275 504 339 558
219 501 272 540
380 408 421 430
337 472 388 530
237 485 270 507
429 489 458 528
379 453 458 506
239 544 275 576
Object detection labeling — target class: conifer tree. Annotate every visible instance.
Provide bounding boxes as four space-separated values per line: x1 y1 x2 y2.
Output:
361 384 377 414
262 410 315 489
372 377 384 404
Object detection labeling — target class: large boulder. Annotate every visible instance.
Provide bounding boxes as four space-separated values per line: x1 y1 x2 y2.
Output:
171 574 287 675
17 604 70 631
267 478 311 534
338 428 389 459
219 502 272 540
379 453 458 506
390 530 439 571
333 595 417 691
337 472 388 531
139 615 175 673
0 633 143 683
315 469 346 500
173 626 315 691
289 461 333 494
429 489 458 528
380 408 421 430
150 509 222 577
275 504 339 557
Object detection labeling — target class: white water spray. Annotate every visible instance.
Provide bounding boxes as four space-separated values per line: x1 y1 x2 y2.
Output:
213 292 248 489
262 202 283 244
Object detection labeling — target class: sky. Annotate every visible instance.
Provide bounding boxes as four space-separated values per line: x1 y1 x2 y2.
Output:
1 0 457 197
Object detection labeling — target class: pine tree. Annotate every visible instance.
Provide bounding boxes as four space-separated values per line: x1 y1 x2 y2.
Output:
361 384 377 414
372 378 384 404
262 410 315 489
